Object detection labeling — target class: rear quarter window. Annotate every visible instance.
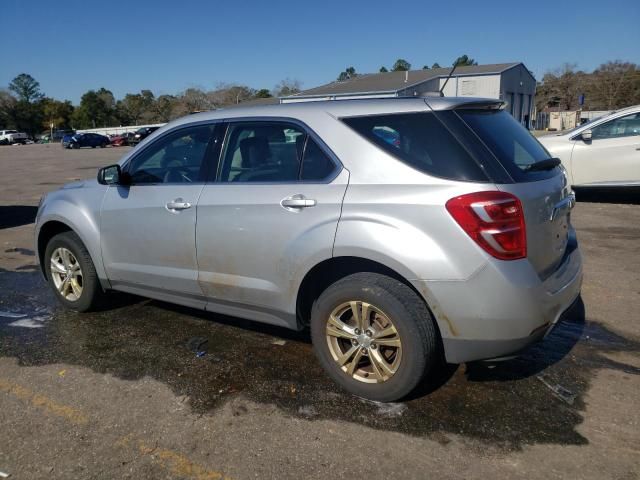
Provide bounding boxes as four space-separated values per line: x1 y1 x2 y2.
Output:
342 112 489 182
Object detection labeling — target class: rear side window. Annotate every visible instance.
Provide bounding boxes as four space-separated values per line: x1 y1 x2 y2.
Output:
219 122 337 183
342 112 488 182
457 109 557 181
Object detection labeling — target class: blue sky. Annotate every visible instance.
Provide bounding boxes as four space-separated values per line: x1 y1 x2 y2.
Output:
2 0 639 104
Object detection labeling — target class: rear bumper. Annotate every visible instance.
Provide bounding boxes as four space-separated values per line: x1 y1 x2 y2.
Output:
417 236 583 364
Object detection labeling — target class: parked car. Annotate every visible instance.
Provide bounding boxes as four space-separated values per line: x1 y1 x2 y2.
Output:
62 132 110 149
0 129 28 145
538 105 640 189
53 129 75 142
110 134 130 147
35 98 582 402
130 126 161 145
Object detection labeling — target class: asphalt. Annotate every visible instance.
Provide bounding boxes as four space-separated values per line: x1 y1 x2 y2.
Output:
0 144 638 479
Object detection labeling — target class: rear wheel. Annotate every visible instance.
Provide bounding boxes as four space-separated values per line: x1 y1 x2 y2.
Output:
45 231 107 311
311 272 438 402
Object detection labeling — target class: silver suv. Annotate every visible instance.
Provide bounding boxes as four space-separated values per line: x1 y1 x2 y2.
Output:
35 98 582 401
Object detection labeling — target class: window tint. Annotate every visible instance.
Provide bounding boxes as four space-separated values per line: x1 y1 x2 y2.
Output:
220 122 305 182
456 109 557 182
342 112 488 182
591 113 640 139
127 125 214 184
301 138 336 181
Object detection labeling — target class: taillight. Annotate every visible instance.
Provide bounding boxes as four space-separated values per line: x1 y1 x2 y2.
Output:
445 191 526 260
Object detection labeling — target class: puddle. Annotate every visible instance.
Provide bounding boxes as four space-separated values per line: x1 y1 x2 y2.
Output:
0 269 639 450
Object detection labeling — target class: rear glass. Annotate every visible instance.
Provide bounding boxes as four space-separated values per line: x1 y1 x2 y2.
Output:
456 109 558 181
342 112 489 182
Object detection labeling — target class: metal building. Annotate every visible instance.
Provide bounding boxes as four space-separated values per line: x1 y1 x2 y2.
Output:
281 62 536 127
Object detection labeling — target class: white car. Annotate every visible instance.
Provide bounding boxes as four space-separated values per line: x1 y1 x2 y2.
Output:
0 129 28 145
538 105 640 188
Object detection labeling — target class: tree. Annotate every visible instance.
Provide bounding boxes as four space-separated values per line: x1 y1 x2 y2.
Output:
72 88 117 128
590 61 639 109
379 66 388 73
118 93 149 125
431 62 441 69
535 63 586 111
422 65 430 70
42 98 74 131
273 79 302 97
0 89 17 128
209 84 256 106
392 59 411 71
151 94 177 122
171 88 213 117
453 55 478 67
337 66 357 81
9 73 44 103
255 88 273 98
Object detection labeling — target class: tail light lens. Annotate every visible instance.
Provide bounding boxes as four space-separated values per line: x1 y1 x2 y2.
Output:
446 191 526 260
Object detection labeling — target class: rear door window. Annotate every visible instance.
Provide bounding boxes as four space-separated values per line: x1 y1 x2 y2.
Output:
218 122 337 183
342 112 489 182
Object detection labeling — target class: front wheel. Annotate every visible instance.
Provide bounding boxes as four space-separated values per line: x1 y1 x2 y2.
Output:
310 272 439 402
45 231 107 311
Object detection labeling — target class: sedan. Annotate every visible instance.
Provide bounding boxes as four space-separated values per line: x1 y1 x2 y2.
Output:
538 105 640 189
62 133 110 149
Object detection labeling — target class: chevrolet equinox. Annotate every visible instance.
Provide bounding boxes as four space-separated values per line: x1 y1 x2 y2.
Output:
35 97 582 401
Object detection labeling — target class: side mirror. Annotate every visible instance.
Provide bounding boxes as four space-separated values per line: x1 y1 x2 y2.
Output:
581 129 592 142
97 164 122 185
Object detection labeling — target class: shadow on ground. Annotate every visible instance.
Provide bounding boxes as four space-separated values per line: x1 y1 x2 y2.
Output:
575 187 640 205
0 206 38 229
1 269 639 451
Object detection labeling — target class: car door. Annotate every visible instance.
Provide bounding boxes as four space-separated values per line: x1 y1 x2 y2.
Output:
100 123 220 306
571 112 640 186
196 120 348 327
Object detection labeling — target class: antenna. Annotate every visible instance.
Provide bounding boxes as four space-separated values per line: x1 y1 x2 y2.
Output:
439 63 458 97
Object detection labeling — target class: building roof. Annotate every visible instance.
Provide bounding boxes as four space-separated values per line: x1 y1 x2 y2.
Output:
287 63 523 99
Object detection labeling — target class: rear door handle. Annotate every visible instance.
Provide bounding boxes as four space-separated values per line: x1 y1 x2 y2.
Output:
281 194 317 210
166 198 192 212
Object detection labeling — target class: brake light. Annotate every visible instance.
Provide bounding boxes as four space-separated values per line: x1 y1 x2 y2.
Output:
445 191 526 260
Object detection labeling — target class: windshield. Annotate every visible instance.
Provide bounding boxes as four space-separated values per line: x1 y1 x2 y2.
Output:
563 115 605 135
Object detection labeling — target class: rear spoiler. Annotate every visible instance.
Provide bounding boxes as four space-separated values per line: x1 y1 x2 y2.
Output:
449 100 506 111
422 96 506 111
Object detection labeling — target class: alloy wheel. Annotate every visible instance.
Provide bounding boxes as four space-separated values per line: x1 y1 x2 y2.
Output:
325 301 402 383
50 247 83 301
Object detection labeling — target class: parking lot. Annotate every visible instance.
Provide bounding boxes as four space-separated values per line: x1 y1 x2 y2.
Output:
0 143 638 479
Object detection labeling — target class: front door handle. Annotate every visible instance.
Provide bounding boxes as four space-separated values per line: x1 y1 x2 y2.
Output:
281 194 317 210
166 198 192 212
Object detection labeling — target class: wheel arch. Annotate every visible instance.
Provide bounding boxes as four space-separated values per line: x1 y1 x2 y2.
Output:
296 256 443 343
36 218 109 290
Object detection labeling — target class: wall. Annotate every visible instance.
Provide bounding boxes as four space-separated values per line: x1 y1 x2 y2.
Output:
500 64 536 127
437 74 501 98
76 123 165 136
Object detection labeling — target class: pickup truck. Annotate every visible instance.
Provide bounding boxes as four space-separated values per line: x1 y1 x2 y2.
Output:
0 130 28 145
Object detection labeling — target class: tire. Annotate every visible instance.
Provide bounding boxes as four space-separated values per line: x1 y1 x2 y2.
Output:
44 231 107 312
310 272 438 402
72 143 80 149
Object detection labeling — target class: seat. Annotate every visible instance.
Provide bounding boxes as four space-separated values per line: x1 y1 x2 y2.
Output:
239 136 270 169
